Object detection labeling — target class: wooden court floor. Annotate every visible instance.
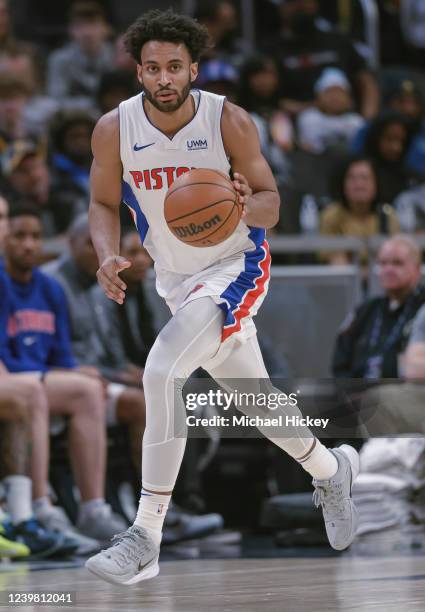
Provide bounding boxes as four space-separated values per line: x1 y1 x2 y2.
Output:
1 555 425 612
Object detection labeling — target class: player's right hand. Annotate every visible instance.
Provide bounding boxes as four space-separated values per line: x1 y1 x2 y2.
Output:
97 255 131 304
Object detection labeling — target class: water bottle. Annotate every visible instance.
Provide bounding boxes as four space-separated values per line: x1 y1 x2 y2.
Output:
300 194 319 234
395 197 416 232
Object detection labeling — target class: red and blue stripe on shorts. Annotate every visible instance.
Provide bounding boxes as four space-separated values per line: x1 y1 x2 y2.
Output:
219 228 271 342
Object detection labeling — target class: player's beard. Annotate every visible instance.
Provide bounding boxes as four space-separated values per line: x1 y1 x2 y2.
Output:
143 79 192 113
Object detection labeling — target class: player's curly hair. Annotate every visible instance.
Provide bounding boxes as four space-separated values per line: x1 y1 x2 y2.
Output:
124 9 211 64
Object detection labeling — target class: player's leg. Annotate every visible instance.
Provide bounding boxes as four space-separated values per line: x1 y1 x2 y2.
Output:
86 297 224 585
205 333 359 551
6 374 51 501
43 370 127 540
0 382 32 528
0 378 67 558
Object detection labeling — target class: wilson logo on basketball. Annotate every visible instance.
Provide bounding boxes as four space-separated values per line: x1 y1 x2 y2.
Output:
172 214 221 238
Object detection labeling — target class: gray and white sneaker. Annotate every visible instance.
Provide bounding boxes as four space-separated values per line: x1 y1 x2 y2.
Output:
85 525 159 586
35 505 101 555
312 444 360 551
77 503 128 542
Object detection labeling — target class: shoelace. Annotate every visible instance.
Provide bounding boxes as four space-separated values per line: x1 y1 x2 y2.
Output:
102 529 154 568
313 482 346 519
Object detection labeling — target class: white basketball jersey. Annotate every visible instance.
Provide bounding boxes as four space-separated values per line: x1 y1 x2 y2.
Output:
119 89 266 280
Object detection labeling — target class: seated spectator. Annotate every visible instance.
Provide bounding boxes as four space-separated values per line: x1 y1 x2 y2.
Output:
332 235 425 378
238 54 293 151
388 79 425 177
43 214 146 475
0 206 127 542
49 110 96 198
264 0 379 118
297 68 365 154
1 140 87 236
0 274 97 556
0 73 33 146
352 80 425 178
47 1 113 109
96 70 137 115
0 45 59 138
364 111 421 203
95 226 157 371
194 0 248 69
320 156 399 265
197 59 238 101
237 55 292 190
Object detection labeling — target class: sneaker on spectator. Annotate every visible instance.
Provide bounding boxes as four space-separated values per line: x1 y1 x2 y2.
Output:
77 503 128 542
3 518 76 560
0 523 30 558
35 505 101 556
162 503 224 545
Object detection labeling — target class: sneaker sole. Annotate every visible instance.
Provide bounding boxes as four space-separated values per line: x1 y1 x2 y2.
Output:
85 558 159 586
26 539 68 561
0 549 30 558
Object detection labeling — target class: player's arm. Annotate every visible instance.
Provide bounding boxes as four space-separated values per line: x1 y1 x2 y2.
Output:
221 102 280 229
89 110 130 304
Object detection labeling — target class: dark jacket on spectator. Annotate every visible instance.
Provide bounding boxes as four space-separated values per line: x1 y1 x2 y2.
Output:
43 255 129 379
333 284 425 378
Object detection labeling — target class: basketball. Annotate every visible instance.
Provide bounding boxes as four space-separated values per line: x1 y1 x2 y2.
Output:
164 168 241 247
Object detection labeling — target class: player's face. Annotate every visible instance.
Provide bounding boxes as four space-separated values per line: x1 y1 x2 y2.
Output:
137 41 198 113
377 242 421 293
4 216 42 272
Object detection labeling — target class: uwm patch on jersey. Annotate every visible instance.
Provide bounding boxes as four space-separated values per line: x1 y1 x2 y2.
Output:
129 166 195 191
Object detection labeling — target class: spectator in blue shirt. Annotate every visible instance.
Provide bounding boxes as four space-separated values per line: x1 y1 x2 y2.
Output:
0 205 127 544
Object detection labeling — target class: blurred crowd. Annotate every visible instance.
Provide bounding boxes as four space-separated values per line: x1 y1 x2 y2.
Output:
0 0 423 243
0 0 425 559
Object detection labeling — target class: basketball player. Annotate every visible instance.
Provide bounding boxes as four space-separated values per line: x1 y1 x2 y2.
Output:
86 9 359 585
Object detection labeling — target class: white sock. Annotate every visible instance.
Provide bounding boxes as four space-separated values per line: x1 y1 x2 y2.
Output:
2 475 33 525
134 489 171 548
79 498 105 522
33 496 52 518
297 439 338 480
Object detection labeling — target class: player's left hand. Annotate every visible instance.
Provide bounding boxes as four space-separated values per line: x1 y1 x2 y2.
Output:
233 172 252 220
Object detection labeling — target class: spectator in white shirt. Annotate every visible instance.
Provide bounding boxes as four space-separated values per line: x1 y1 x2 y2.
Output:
297 68 365 154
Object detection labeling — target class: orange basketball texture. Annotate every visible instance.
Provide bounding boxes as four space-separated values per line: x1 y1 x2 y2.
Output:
164 168 241 247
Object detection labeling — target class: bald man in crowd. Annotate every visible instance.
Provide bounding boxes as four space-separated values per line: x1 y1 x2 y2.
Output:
333 235 425 380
